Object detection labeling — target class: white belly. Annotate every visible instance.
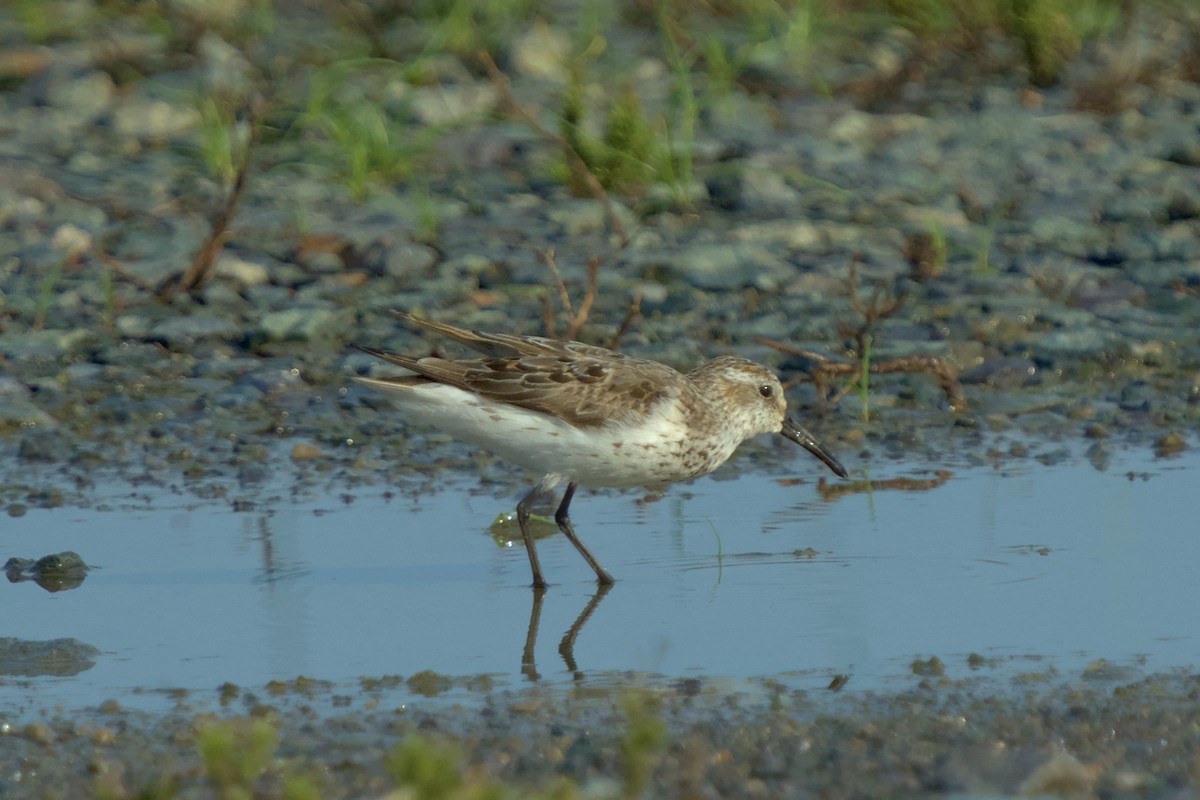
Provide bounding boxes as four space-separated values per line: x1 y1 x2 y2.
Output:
357 378 718 488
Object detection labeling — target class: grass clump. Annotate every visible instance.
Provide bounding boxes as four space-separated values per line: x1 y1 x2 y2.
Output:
97 716 321 799
32 252 68 331
196 717 279 799
92 698 672 798
554 10 700 206
299 60 437 202
560 74 658 195
421 0 540 59
383 695 668 800
618 691 669 798
879 0 1124 85
1004 0 1083 86
195 93 247 186
385 735 465 800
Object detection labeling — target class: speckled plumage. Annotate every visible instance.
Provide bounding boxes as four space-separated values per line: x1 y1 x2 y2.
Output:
353 311 847 588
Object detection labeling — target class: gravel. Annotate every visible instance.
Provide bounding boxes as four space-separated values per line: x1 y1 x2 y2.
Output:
1 1 1199 796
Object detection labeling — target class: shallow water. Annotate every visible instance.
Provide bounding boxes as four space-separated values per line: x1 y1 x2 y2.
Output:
3 445 1197 713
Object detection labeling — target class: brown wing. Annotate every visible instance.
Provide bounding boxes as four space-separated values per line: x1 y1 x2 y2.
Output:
392 310 624 361
351 344 673 428
459 355 675 427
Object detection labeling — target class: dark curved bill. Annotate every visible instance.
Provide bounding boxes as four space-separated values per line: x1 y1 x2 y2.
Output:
780 417 848 478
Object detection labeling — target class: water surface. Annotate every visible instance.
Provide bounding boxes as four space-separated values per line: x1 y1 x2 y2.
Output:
4 446 1196 713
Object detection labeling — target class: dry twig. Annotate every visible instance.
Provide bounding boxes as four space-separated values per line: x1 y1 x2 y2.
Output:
757 339 966 413
540 249 600 341
156 116 255 298
97 253 157 295
1171 280 1200 299
538 249 640 350
605 293 642 351
159 156 249 297
757 261 965 412
842 259 905 351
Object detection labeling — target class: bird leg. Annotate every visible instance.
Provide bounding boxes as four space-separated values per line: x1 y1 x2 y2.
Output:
515 486 548 589
555 483 615 586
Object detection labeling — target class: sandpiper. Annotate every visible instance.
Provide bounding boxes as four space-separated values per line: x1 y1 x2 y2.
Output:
353 311 847 588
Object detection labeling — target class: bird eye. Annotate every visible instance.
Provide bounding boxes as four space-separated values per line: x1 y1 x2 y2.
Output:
759 384 774 398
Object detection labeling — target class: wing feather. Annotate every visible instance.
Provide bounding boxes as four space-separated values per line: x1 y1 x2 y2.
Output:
353 312 676 427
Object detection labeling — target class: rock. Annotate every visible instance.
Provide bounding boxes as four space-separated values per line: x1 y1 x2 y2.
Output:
960 358 1038 388
50 223 92 259
737 166 803 212
0 637 100 677
651 243 793 292
1117 380 1153 412
511 22 570 81
45 69 115 120
1154 432 1186 456
197 31 253 95
111 98 199 142
290 442 322 461
213 253 271 287
4 551 89 592
409 84 498 126
0 376 31 399
1017 751 1097 798
258 307 350 342
1164 142 1200 167
147 314 243 346
0 329 92 360
1165 192 1200 221
62 363 104 384
1036 328 1120 359
0 399 57 431
115 314 152 339
200 282 245 307
1067 279 1145 310
382 242 438 281
704 166 743 211
233 368 305 394
1031 216 1107 259
17 427 72 461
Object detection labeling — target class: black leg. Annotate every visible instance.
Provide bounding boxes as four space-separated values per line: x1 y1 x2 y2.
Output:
516 486 548 589
555 482 615 585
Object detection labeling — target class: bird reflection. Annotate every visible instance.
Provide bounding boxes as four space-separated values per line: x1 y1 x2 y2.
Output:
521 583 612 682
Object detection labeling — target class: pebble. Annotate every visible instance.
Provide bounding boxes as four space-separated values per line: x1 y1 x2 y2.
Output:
290 442 322 461
409 84 499 126
111 97 199 142
50 223 92 259
214 254 271 287
654 243 792 292
45 68 115 120
22 722 55 745
148 314 244 346
1154 432 1186 456
0 399 56 430
17 428 72 461
511 22 570 81
960 358 1038 388
382 242 438 281
258 308 350 342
